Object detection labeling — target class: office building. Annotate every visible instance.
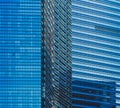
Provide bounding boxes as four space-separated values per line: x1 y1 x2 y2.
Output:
0 0 71 108
72 0 120 107
41 0 71 108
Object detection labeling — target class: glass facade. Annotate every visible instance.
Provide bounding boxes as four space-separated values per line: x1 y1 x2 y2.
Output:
0 0 72 108
41 0 72 108
0 0 41 107
72 78 116 108
72 0 120 107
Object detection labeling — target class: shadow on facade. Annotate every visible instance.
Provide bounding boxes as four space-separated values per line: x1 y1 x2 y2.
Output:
72 78 116 108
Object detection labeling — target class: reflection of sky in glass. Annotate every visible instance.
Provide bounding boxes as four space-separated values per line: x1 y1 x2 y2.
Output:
0 0 41 107
72 0 120 107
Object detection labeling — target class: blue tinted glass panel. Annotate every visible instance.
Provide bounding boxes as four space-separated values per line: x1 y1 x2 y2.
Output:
0 0 41 107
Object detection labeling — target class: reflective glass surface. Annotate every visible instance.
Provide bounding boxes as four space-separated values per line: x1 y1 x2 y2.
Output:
41 0 72 108
0 0 41 107
72 0 120 107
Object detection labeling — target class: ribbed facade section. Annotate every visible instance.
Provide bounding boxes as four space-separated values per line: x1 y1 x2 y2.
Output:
72 0 120 107
0 0 41 107
41 0 72 108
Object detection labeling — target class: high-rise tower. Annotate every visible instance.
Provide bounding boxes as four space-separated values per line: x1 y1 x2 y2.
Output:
0 0 71 108
0 0 41 107
72 0 120 107
41 0 72 108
